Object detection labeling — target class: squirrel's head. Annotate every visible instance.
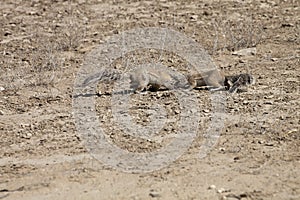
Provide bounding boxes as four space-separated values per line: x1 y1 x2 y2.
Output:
240 74 255 85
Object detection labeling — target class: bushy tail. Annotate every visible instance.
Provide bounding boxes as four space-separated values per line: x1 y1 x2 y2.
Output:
82 69 122 87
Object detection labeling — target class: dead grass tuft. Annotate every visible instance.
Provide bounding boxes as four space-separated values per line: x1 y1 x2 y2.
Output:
210 18 265 55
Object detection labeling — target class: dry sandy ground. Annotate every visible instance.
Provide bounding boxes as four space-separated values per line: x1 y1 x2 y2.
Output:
0 0 299 199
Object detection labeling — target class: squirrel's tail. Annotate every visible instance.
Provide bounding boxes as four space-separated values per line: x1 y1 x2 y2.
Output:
82 69 121 87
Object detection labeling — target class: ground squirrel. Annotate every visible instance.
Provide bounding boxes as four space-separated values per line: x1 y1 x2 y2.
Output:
82 66 190 93
83 68 254 93
187 69 255 93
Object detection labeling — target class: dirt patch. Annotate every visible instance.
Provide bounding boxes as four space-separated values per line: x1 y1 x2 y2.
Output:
0 0 299 199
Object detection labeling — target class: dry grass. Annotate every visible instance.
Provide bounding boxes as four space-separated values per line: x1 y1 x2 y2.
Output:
0 13 85 92
209 18 264 55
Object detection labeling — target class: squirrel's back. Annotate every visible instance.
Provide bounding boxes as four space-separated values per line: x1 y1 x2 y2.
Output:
82 69 122 87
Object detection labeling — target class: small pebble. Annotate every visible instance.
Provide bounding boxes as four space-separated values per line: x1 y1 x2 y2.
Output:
264 101 273 105
243 100 249 105
282 23 294 27
217 188 226 193
174 109 180 114
232 47 256 56
190 15 198 21
149 190 161 198
264 95 274 99
219 148 225 152
149 191 160 198
208 185 216 190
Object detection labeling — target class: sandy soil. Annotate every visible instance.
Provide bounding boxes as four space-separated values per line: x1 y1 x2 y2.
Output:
0 0 299 199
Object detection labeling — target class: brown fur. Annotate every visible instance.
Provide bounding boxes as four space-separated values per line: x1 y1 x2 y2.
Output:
187 69 255 93
82 67 189 92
